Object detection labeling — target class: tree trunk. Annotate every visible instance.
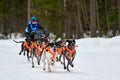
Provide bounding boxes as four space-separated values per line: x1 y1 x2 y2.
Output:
90 0 96 37
118 0 120 34
28 0 30 22
96 0 102 37
81 0 90 31
76 0 83 38
63 0 67 39
105 0 110 36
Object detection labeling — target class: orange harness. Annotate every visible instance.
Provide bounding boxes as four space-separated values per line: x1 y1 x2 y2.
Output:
23 41 31 52
36 43 45 57
65 46 75 59
44 46 55 61
23 41 47 58
57 47 62 55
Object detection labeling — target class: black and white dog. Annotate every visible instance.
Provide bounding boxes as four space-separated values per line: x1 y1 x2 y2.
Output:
13 39 31 62
42 42 57 72
63 39 76 72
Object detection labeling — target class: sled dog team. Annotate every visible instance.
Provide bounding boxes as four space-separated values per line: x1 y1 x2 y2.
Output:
15 38 76 72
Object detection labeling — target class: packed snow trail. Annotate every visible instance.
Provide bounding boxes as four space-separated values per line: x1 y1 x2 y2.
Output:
0 37 120 80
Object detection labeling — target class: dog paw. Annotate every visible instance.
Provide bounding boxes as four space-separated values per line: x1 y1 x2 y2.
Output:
19 53 21 55
64 66 66 69
43 68 46 71
32 65 34 68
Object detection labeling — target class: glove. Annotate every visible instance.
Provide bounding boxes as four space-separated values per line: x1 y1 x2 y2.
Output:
30 31 35 35
41 33 45 38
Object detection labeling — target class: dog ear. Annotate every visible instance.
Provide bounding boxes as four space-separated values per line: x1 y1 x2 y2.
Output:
73 39 76 44
25 39 29 42
49 42 54 47
55 42 58 46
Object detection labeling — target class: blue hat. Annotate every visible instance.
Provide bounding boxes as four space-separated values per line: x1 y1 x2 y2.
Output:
31 16 37 21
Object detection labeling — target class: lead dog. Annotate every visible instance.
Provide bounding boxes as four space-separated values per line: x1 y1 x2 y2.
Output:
63 39 76 72
42 42 56 72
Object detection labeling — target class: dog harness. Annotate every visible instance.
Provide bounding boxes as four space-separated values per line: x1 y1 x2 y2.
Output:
65 46 75 59
23 41 31 53
57 47 62 55
36 43 45 57
44 46 55 61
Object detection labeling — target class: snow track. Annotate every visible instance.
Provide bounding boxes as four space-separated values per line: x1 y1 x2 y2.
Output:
0 37 120 80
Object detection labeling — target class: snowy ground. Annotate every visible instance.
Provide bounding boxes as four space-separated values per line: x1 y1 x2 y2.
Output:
0 36 120 80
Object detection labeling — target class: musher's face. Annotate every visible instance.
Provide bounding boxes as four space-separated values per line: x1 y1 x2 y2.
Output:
31 20 37 25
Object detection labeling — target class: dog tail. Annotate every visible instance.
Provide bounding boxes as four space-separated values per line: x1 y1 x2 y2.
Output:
13 39 24 43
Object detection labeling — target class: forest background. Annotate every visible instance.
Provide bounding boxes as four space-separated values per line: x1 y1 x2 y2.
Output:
0 0 120 39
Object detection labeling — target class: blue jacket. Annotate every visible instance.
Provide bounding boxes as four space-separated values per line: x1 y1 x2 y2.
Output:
25 22 39 33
